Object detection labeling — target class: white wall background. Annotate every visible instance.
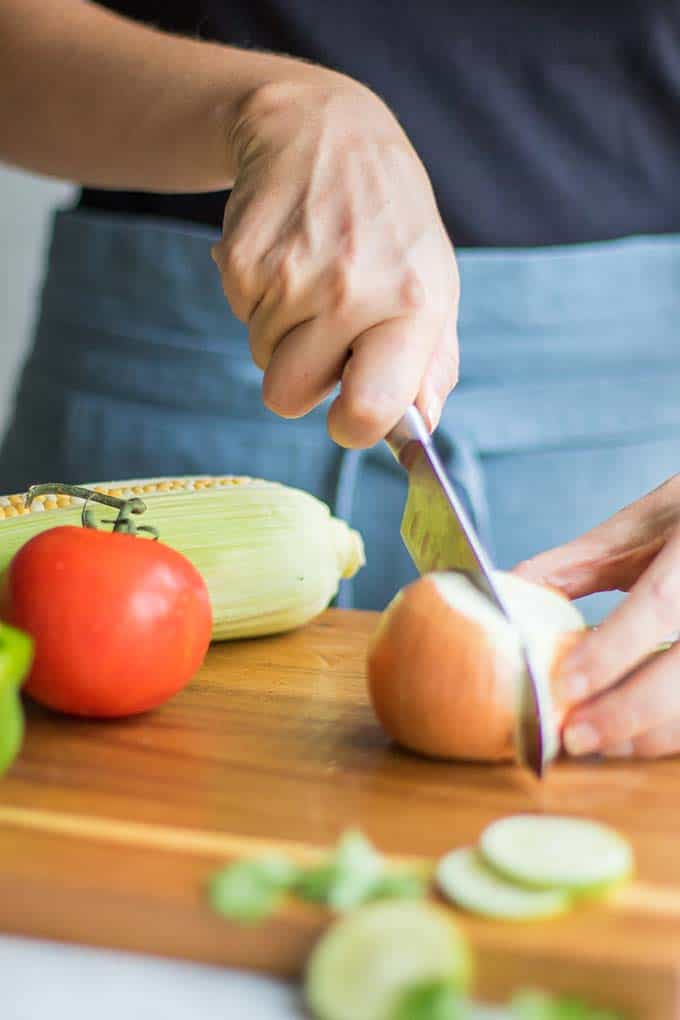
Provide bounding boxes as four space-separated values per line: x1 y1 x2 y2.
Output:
0 165 75 440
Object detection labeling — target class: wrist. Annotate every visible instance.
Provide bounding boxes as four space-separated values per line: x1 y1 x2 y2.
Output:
224 66 396 178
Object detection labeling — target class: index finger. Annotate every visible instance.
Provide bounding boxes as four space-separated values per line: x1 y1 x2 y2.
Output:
555 523 680 707
514 480 677 597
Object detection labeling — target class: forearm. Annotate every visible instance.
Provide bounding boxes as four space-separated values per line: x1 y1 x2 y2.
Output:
0 0 336 192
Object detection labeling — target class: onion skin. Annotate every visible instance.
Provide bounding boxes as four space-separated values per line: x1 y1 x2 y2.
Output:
366 574 585 763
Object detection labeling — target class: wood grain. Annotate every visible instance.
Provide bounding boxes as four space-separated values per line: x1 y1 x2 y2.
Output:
1 609 680 1017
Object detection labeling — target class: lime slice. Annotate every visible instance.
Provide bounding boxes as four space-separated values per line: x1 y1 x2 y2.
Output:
390 979 470 1020
209 855 300 923
480 815 633 892
305 899 471 1020
437 848 570 921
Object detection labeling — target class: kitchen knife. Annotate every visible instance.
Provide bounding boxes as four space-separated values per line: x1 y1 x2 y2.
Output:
385 405 549 777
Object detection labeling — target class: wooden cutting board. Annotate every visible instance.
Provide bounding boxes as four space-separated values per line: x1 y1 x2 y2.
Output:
1 609 679 1018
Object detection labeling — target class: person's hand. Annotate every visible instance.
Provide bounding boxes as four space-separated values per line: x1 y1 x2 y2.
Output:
211 73 459 448
514 475 680 759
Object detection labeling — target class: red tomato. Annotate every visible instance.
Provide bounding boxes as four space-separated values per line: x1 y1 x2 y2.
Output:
0 526 212 718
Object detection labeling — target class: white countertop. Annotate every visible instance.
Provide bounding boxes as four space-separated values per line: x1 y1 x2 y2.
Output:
2 934 514 1020
2 935 304 1020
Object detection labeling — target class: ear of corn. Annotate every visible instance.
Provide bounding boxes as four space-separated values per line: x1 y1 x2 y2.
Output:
0 476 365 641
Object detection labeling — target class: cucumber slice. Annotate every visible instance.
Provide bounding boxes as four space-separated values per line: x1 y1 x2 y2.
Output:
305 899 471 1020
437 848 570 921
480 815 633 892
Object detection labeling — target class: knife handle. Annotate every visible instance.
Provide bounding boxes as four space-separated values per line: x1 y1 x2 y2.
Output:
385 406 432 464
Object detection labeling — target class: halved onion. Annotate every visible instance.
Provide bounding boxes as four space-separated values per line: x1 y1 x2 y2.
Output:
366 570 585 762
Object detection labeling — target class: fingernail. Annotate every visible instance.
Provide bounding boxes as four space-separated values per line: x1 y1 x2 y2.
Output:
556 671 590 704
424 399 441 433
564 722 601 756
603 741 634 759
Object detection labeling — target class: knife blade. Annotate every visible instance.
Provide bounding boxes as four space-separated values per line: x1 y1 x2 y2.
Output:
385 405 549 777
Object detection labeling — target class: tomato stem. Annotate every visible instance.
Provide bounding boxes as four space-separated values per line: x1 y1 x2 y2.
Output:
25 483 159 539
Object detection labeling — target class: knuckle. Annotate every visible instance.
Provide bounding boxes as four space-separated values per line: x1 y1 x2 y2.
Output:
398 268 426 312
219 241 257 320
336 215 359 262
273 256 299 304
221 239 251 288
327 262 356 314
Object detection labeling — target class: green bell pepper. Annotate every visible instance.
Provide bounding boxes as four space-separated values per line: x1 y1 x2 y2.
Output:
0 621 33 776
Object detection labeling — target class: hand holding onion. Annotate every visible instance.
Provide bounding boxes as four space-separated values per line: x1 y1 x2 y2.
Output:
367 541 680 764
515 474 680 760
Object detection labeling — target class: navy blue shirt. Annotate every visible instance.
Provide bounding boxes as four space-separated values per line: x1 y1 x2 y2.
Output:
80 1 680 247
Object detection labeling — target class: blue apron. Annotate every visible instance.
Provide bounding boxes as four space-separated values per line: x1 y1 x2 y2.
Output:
2 208 680 622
